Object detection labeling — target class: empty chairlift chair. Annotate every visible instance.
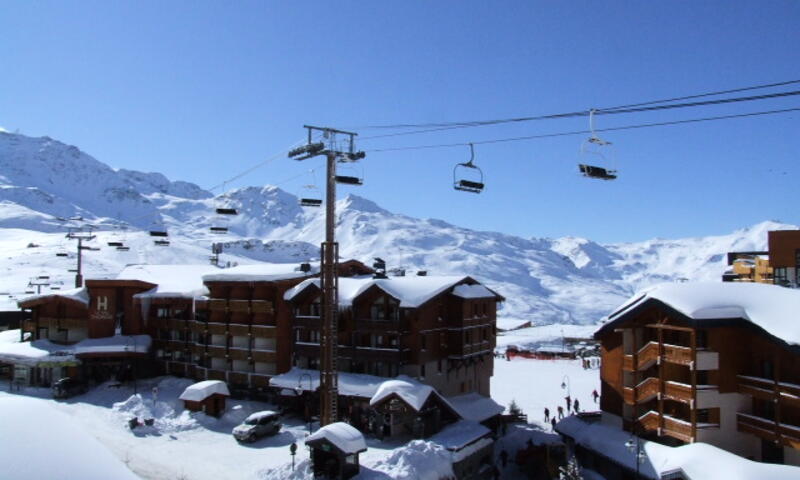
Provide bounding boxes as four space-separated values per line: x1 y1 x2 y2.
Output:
453 143 485 193
578 109 618 181
210 197 238 234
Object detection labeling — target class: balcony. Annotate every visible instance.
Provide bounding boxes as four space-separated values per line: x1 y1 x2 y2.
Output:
354 318 409 333
251 325 276 337
342 346 410 363
251 349 275 363
206 345 227 358
449 341 492 359
623 377 660 404
292 316 321 329
294 342 320 358
738 375 800 408
737 413 800 449
623 341 717 371
638 410 695 443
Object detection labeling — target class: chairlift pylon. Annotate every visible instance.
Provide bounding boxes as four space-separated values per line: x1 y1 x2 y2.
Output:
453 143 485 193
578 109 618 181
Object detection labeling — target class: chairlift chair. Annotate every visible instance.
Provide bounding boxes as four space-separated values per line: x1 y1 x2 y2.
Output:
335 163 364 186
149 230 168 237
216 207 238 215
56 252 69 257
578 109 618 181
108 241 124 247
116 246 130 251
453 143 485 193
210 226 228 234
25 290 35 294
154 239 170 246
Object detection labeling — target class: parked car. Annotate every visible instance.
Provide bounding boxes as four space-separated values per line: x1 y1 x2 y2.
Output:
52 377 88 399
232 410 281 442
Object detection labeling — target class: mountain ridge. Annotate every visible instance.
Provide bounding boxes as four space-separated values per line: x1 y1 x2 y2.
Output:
0 131 795 325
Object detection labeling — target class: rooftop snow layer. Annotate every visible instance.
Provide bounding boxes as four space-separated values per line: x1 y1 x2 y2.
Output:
202 263 315 283
285 275 477 308
446 393 504 422
557 415 800 479
179 380 230 402
603 282 800 345
118 264 217 298
451 284 496 299
306 422 367 454
430 420 491 451
370 378 436 411
17 287 90 307
0 334 150 366
269 367 388 398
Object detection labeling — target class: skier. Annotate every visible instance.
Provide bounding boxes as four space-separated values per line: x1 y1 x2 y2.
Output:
544 407 550 422
592 389 599 403
573 398 580 413
565 395 571 413
557 405 564 420
551 417 557 431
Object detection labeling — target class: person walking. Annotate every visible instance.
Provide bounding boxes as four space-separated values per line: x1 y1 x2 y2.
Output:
565 395 571 413
557 405 564 420
592 389 599 403
573 398 580 413
544 407 550 423
551 417 557 431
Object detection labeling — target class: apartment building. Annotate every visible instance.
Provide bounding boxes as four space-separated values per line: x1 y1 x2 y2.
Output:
722 229 800 286
591 282 800 467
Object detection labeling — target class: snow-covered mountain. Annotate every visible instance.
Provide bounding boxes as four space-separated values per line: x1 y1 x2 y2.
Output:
0 131 795 325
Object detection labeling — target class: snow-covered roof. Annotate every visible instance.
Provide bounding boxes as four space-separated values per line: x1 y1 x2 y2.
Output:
0 396 140 480
446 393 504 422
285 275 482 308
0 334 151 366
269 367 388 398
451 284 496 299
179 380 230 402
429 420 493 462
601 282 800 346
556 415 800 479
17 287 90 307
305 422 367 454
202 263 315 283
118 264 216 299
370 378 437 411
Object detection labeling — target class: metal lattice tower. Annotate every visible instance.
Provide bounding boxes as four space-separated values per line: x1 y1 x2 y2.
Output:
289 126 365 426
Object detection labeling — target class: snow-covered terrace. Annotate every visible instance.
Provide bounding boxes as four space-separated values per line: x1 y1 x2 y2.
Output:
0 332 150 366
430 420 493 463
556 415 800 479
285 275 500 308
446 393 504 423
599 282 800 346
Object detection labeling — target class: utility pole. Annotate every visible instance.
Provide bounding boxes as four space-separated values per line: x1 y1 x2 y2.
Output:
66 227 97 288
289 125 365 426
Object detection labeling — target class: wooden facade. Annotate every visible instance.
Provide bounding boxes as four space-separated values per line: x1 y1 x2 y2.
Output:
289 276 501 397
596 298 800 466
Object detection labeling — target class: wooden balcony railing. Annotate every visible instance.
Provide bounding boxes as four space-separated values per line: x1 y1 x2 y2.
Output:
623 341 708 371
738 375 800 409
737 413 800 450
664 381 693 404
624 377 661 404
638 410 694 443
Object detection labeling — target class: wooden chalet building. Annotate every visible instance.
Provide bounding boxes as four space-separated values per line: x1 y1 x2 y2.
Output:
722 229 800 286
284 274 504 397
592 281 800 467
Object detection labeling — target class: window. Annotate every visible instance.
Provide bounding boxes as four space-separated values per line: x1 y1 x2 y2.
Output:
421 334 427 351
774 267 789 287
310 300 321 317
371 300 385 320
157 308 170 318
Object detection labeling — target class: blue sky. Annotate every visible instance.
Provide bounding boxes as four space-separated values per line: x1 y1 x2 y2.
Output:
1 1 798 243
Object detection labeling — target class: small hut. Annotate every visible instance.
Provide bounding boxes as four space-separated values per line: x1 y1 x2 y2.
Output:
369 378 460 439
179 380 230 417
306 422 367 479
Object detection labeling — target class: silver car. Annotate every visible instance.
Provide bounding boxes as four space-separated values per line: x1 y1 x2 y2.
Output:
232 411 281 443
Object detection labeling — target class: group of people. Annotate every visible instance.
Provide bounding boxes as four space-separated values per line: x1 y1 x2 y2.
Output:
542 389 599 431
581 356 600 369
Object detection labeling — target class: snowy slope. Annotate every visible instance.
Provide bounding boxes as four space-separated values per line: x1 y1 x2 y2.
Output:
0 131 796 325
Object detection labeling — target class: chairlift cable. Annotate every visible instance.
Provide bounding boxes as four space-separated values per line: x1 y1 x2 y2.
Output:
364 106 800 153
354 79 800 131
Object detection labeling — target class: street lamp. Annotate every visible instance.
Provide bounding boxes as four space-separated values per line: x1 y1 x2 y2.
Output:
625 435 646 479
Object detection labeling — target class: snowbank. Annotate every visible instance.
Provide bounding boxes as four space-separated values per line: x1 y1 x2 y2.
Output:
0 396 140 480
179 380 230 402
603 282 800 345
367 440 455 480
